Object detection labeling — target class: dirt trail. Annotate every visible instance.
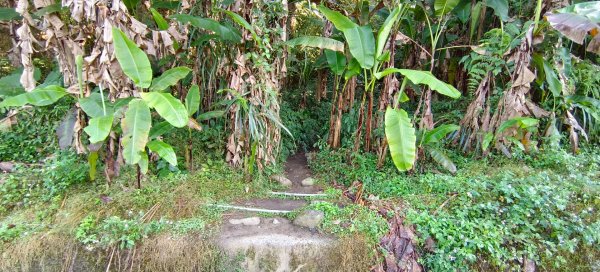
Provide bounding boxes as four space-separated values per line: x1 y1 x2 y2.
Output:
281 152 322 194
216 152 334 271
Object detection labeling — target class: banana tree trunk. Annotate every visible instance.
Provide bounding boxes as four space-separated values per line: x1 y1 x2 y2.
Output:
365 90 374 152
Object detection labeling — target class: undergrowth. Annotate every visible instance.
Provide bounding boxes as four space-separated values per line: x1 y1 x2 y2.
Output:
310 146 600 271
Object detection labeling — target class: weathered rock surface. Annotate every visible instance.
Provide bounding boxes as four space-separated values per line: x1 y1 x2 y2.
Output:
293 210 324 229
229 217 261 226
270 174 292 187
300 177 315 186
218 216 333 272
0 162 14 172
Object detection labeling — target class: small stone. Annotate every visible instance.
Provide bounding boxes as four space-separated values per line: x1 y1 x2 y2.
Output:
293 210 324 229
229 217 261 226
332 220 341 225
301 177 315 186
271 174 292 187
272 219 280 225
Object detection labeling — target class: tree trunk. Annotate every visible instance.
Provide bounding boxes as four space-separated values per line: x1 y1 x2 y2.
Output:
353 91 367 153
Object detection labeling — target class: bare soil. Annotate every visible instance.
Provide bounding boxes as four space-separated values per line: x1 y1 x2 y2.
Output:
281 152 322 194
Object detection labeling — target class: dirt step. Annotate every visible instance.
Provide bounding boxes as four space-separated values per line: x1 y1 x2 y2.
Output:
277 152 325 195
269 191 328 198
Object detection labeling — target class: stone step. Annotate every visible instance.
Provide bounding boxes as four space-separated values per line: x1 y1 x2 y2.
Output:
217 216 334 272
210 198 308 214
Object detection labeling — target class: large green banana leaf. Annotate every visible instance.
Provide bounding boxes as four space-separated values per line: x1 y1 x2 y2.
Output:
376 7 402 59
185 85 200 117
344 25 376 69
150 8 169 30
317 5 357 31
221 10 260 44
171 14 242 43
286 36 344 52
486 0 509 21
112 27 153 88
140 92 188 128
385 107 416 172
325 49 346 76
84 114 114 143
122 99 151 164
79 93 114 118
148 140 177 166
434 0 460 17
429 148 457 173
149 67 191 92
421 124 460 145
375 68 461 99
0 85 67 108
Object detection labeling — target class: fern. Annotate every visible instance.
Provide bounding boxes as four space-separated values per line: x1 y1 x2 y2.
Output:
461 28 515 93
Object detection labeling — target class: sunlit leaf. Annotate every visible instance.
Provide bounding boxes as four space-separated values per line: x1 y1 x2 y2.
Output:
434 0 460 17
317 5 357 31
385 107 416 172
376 6 402 59
84 114 114 143
150 8 169 30
122 99 151 164
141 92 188 128
375 68 461 98
344 25 376 69
79 93 113 118
149 67 191 92
185 84 200 116
112 27 152 88
0 85 67 108
148 140 177 166
286 36 344 52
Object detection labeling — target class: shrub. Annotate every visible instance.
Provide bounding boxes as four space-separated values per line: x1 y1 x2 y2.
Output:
408 170 600 270
0 101 72 162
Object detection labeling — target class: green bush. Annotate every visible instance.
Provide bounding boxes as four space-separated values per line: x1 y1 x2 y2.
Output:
408 170 599 270
0 150 88 213
308 201 389 245
76 213 166 249
0 101 72 162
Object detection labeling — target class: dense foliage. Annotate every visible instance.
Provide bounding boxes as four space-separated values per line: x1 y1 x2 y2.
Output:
0 0 599 270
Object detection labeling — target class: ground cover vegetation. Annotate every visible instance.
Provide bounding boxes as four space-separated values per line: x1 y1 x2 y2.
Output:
0 0 599 270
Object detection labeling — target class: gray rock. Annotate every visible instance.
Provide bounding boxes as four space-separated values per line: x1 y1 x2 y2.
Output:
0 162 14 173
272 219 280 225
271 174 292 187
293 210 324 229
300 177 315 186
229 217 261 226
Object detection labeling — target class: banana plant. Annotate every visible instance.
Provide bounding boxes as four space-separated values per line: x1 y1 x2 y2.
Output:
317 5 463 170
383 72 461 172
418 124 460 173
0 27 200 185
286 4 462 172
484 117 540 156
